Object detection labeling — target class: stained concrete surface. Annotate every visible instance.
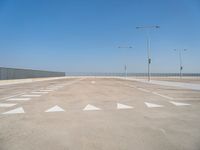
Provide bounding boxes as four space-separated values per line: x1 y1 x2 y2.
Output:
0 77 200 150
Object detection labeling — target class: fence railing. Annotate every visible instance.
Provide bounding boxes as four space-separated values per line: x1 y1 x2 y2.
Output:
65 72 200 77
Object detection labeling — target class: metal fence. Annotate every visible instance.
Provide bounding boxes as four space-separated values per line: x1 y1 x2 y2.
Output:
65 72 200 82
65 72 200 77
0 67 65 80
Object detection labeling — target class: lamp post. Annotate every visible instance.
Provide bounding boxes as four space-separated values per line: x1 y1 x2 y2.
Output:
136 25 160 81
124 64 127 78
174 49 187 79
118 46 133 78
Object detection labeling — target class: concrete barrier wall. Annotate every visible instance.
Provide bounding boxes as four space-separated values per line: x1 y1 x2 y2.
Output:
0 67 65 80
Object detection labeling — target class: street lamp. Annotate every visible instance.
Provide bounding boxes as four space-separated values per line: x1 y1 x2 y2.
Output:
118 46 133 78
174 49 187 79
136 25 160 81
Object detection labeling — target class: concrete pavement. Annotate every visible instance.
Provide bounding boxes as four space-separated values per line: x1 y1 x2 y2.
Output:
0 77 200 150
127 77 200 91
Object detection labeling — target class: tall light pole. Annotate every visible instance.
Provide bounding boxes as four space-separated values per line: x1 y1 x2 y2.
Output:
124 64 127 78
118 46 133 78
174 49 187 79
136 25 160 81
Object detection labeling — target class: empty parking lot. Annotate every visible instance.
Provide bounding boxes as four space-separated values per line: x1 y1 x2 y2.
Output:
0 77 200 150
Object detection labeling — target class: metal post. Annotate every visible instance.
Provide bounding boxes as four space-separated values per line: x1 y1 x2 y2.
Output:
174 49 187 79
136 25 159 81
118 46 133 79
147 35 151 81
124 64 127 78
179 50 182 79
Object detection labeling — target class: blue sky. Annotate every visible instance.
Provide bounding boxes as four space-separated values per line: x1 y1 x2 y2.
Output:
0 0 200 73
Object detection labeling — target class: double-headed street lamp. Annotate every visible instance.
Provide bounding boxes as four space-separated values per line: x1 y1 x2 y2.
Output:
118 46 133 78
136 25 160 81
174 49 187 79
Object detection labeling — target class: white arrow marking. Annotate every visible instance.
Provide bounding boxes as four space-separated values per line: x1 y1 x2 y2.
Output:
117 103 133 109
0 103 17 107
169 101 191 106
83 104 101 111
45 105 65 112
7 98 31 101
145 102 163 108
2 107 25 114
21 94 41 97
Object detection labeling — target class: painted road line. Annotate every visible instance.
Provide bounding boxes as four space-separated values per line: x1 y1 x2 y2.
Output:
173 97 200 100
21 94 41 97
45 79 81 90
39 90 54 92
0 103 17 107
46 86 56 88
47 78 84 90
48 87 62 89
0 92 26 100
46 87 60 90
46 87 59 90
54 85 64 87
48 86 63 89
137 88 150 93
7 98 31 101
128 85 137 88
83 104 101 111
120 83 137 88
117 103 133 109
145 102 164 108
31 92 49 94
91 81 96 84
45 105 65 112
152 92 173 100
2 107 25 114
64 78 85 86
169 101 191 106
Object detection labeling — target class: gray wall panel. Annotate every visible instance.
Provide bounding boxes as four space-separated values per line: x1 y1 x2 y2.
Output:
0 67 65 80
